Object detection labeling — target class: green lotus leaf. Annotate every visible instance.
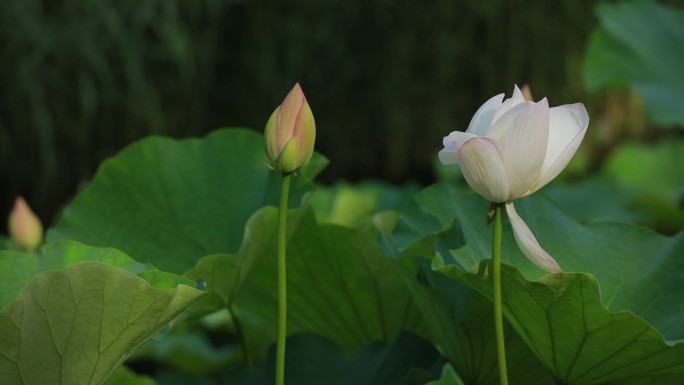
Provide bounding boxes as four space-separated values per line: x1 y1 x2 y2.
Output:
435 260 684 384
583 1 684 127
0 262 203 385
48 128 327 274
186 207 429 363
390 182 684 383
0 240 150 310
103 366 156 385
219 332 438 385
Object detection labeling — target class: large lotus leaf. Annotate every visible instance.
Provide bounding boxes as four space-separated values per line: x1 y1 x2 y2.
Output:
544 178 643 225
459 194 684 343
389 182 467 257
0 240 150 310
448 296 555 385
103 366 156 385
603 141 684 200
394 183 684 341
217 332 438 385
395 260 555 385
187 207 429 363
48 128 327 274
613 376 684 385
0 261 203 385
544 175 684 234
434 260 684 384
582 1 684 127
602 141 684 231
425 364 465 385
390 183 684 382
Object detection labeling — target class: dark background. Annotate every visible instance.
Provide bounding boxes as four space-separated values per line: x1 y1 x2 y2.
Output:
0 0 675 232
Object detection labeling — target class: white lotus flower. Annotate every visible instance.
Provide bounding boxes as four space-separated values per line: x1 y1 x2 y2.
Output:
439 85 589 272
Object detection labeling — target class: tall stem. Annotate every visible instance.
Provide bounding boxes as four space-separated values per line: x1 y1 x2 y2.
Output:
276 172 292 385
492 204 509 385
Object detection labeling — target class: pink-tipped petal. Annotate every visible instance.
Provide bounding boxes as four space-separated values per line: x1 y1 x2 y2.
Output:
456 137 509 203
520 84 534 101
466 93 505 136
276 83 305 148
9 196 43 252
293 97 316 167
505 202 562 273
530 103 589 193
264 106 282 162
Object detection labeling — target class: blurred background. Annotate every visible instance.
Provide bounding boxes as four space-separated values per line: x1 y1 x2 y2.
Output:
1 0 683 233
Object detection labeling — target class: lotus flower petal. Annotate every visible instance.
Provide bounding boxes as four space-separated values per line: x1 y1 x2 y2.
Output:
264 107 281 161
439 131 479 164
456 137 509 203
496 99 549 199
293 98 316 166
505 202 562 273
530 103 590 193
467 93 505 136
490 85 526 125
276 84 305 148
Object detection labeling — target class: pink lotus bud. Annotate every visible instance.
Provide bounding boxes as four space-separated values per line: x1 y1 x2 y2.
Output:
264 83 316 173
8 196 43 252
520 84 534 101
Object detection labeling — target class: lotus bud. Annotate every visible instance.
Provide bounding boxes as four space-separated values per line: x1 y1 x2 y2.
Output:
520 84 534 101
264 83 316 173
8 196 43 252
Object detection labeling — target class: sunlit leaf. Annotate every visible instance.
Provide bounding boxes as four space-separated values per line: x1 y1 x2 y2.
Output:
0 240 150 310
307 180 419 227
0 262 203 385
603 140 684 199
48 128 327 274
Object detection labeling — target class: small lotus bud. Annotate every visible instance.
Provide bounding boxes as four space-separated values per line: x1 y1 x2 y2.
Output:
8 196 43 252
264 83 316 173
520 84 534 101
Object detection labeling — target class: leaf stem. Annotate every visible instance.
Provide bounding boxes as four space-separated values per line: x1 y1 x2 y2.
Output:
228 304 252 368
276 172 292 385
492 203 509 385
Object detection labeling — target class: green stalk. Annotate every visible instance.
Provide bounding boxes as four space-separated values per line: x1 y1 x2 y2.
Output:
275 172 292 385
492 203 509 385
229 304 252 368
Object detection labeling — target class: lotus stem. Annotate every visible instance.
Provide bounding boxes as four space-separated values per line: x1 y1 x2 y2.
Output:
276 172 292 385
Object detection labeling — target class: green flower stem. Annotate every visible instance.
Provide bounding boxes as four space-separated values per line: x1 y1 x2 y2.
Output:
276 172 292 385
492 203 509 385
